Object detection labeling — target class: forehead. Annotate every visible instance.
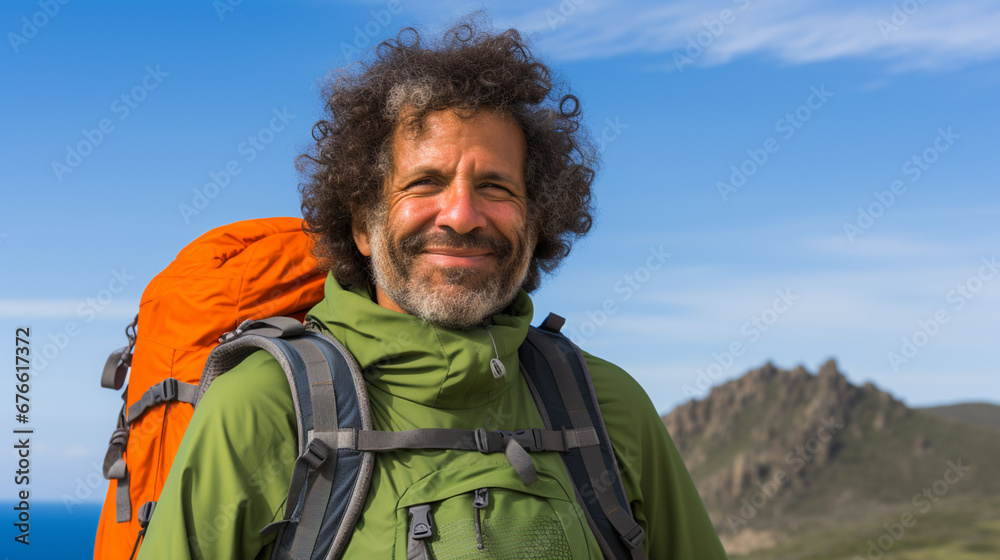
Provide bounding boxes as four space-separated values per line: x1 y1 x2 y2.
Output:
390 108 527 173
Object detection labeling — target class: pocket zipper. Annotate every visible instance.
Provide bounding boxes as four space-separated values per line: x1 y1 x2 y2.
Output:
472 488 490 551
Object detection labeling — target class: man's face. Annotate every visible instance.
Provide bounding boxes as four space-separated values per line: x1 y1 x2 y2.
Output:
353 108 534 329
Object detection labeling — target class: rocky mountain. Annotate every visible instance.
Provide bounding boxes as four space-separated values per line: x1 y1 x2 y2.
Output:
663 360 1000 558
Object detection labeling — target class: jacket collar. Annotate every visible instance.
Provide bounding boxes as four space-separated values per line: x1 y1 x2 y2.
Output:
308 274 533 410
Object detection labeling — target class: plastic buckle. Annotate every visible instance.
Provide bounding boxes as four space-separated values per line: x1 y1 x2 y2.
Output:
219 328 242 343
220 320 253 343
149 378 178 404
408 504 434 540
160 378 179 403
474 428 491 453
301 439 329 470
622 524 646 549
506 428 542 452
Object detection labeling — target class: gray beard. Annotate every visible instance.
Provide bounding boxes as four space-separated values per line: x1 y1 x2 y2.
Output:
366 221 533 329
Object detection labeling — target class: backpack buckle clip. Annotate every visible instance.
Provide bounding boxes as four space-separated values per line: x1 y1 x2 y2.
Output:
408 504 434 540
151 378 178 404
504 428 542 452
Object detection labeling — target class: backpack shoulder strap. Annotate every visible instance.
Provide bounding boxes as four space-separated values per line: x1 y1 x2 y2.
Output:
199 316 375 560
518 313 649 560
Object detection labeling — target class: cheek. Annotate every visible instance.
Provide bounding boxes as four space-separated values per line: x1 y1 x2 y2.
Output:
488 204 529 239
387 200 438 236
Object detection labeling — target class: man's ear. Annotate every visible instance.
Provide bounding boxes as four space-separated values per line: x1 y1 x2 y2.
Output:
351 203 372 257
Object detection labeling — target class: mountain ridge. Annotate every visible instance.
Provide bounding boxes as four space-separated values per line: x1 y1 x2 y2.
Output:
661 360 1000 558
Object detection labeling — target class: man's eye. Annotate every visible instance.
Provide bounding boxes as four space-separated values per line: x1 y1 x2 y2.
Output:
406 179 438 190
482 183 512 195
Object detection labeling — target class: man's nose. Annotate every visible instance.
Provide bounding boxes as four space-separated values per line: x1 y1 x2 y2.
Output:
434 180 487 235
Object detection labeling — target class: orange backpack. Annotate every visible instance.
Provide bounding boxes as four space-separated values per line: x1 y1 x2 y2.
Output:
93 217 326 559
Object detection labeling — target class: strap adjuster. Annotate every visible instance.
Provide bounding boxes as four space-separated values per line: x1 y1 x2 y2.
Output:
150 378 178 404
622 523 646 549
219 327 245 343
474 428 491 453
301 439 329 469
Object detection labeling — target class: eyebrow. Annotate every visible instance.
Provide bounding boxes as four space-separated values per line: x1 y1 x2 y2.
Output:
400 167 523 187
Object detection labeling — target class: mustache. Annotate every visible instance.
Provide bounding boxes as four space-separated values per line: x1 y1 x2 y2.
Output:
398 229 513 259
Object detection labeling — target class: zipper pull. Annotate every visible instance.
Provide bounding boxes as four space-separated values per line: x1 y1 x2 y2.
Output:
473 488 489 550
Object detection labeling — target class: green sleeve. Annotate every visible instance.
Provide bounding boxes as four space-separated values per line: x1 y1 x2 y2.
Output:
584 352 728 560
136 351 297 560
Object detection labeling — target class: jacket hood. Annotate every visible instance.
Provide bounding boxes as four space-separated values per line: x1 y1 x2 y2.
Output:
308 274 534 410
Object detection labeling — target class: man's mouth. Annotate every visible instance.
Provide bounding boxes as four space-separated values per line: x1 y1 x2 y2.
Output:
420 247 494 267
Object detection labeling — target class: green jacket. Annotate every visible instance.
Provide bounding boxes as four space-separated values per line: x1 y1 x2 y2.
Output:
138 276 727 559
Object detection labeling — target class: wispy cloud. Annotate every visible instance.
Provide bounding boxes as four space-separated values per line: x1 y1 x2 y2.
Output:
0 299 138 319
496 0 1000 71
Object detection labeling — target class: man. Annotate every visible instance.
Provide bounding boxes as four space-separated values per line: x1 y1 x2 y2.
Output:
138 19 727 559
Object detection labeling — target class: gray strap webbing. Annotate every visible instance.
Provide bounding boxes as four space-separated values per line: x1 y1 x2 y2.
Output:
350 427 598 454
103 428 129 480
126 379 197 423
102 399 131 522
504 438 538 486
102 314 136 391
526 329 648 558
101 346 130 390
406 536 432 560
287 337 339 560
115 469 131 523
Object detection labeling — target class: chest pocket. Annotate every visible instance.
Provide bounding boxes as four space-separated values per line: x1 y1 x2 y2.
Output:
393 454 594 559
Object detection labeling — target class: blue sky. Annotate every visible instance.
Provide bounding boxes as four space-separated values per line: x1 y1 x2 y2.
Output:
1 0 998 509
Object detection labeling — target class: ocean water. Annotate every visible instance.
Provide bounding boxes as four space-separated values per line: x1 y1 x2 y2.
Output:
2 502 102 560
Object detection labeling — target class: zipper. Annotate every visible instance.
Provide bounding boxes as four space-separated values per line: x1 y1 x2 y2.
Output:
472 488 490 550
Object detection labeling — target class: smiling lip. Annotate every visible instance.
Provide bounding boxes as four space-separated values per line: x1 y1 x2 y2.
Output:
421 248 493 266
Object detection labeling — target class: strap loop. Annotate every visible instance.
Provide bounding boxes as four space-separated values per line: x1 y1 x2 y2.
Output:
504 438 539 486
137 501 157 529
